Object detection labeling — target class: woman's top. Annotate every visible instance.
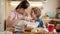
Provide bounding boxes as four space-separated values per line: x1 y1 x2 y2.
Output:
7 10 27 28
7 10 28 32
9 10 26 20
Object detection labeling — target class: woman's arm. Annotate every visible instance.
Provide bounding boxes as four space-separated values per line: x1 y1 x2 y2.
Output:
6 11 19 28
6 16 19 28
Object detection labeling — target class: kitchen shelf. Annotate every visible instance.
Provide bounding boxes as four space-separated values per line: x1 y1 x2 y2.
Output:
42 19 60 21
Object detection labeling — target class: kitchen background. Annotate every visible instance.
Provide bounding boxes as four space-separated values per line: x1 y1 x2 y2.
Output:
0 0 60 32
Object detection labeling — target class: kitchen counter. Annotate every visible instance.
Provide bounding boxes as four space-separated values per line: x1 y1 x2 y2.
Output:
1 31 60 34
13 32 59 34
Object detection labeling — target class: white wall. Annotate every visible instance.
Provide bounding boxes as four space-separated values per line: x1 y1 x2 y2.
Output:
0 0 5 31
42 0 58 16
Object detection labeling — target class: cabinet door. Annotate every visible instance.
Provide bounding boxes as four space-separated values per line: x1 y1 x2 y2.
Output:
57 9 60 13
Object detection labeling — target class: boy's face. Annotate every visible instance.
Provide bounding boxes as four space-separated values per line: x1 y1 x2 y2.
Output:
31 10 37 19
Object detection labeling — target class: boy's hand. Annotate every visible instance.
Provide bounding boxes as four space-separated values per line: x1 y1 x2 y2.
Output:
25 26 33 31
20 17 26 20
20 24 27 28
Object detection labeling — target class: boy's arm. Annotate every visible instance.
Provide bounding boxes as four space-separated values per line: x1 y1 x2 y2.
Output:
38 19 44 28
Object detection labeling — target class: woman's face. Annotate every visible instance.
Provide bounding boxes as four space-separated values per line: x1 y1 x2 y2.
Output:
18 8 25 14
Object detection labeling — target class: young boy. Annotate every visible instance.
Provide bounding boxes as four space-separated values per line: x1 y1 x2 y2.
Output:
30 7 44 28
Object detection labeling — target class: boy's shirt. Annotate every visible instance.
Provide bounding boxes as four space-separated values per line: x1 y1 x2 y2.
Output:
35 18 44 28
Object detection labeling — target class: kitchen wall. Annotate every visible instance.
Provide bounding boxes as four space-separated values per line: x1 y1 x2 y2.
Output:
42 0 58 16
0 0 5 31
5 1 11 19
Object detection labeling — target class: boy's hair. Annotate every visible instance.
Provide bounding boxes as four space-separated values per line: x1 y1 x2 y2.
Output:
15 0 30 10
31 7 41 18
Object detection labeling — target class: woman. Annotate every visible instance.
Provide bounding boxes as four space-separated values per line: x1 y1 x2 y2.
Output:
6 0 30 31
30 7 44 28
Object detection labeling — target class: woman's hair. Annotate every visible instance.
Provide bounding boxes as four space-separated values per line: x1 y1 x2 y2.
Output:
15 0 30 10
31 7 41 18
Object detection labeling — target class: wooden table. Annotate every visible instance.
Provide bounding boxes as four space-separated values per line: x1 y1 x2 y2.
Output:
13 32 60 34
13 32 30 34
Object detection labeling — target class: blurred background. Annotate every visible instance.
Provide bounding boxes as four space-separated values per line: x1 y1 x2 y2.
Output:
0 0 60 32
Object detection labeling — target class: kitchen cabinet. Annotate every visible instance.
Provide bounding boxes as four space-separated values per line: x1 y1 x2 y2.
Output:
56 7 60 14
56 7 60 19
